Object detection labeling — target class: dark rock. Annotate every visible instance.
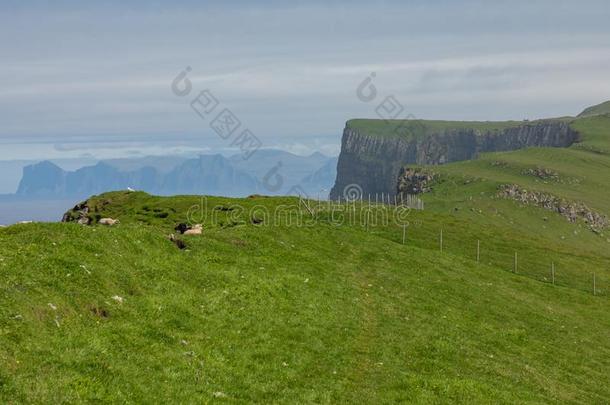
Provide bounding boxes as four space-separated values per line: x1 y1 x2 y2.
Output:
77 215 91 225
61 201 91 225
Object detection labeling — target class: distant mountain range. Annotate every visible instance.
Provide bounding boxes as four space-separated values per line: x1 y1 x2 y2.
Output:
13 150 337 200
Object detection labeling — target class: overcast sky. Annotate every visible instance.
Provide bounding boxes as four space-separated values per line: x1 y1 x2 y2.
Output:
1 0 610 160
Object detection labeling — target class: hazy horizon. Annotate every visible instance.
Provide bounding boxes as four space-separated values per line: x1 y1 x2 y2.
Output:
2 0 610 162
2 0 610 223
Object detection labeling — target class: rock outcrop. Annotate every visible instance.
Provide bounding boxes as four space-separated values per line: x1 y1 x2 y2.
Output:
61 201 92 225
521 167 560 182
396 168 437 196
497 184 608 232
330 120 579 200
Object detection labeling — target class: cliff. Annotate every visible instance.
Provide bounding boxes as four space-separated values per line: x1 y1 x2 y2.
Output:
330 119 580 200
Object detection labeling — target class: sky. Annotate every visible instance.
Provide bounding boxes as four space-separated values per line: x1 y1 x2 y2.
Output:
1 0 610 161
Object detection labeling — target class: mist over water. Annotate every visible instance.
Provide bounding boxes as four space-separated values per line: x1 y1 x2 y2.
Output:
0 199 78 225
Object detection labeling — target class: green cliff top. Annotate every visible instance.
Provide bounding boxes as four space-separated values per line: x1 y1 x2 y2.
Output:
346 101 610 140
345 118 567 140
578 100 610 118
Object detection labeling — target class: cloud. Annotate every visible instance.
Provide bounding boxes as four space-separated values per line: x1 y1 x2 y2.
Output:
0 0 609 151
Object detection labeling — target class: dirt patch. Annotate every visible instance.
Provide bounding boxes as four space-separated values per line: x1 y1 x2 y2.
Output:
231 238 247 247
168 234 187 250
90 306 109 318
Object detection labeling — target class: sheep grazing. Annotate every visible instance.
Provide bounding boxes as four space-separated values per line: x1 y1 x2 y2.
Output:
99 218 120 226
183 224 203 235
174 223 203 235
174 223 191 234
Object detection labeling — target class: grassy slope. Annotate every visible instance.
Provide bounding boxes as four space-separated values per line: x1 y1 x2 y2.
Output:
1 192 609 403
412 114 610 295
427 115 610 216
578 100 610 118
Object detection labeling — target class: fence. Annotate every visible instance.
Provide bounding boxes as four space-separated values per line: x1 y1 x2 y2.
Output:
300 197 607 297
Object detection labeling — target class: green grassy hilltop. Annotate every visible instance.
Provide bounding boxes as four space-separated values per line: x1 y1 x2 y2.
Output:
1 105 610 403
577 100 610 118
1 190 609 403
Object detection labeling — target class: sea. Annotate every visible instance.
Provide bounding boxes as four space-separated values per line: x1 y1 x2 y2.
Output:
0 198 80 225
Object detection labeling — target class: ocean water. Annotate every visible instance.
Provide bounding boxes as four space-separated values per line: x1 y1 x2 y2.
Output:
0 199 79 225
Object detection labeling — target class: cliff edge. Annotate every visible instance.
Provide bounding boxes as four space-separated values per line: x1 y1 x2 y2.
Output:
330 118 580 200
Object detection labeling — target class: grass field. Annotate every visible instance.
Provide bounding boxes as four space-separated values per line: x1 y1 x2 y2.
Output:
0 191 609 403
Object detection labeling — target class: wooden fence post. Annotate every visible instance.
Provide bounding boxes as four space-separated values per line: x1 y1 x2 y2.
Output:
477 240 480 263
551 262 555 285
514 252 517 273
402 224 406 244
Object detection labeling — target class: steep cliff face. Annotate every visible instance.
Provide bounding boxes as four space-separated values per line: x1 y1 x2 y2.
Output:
330 120 579 200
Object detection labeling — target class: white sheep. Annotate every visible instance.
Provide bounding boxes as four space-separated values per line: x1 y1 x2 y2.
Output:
99 218 120 226
183 224 203 235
